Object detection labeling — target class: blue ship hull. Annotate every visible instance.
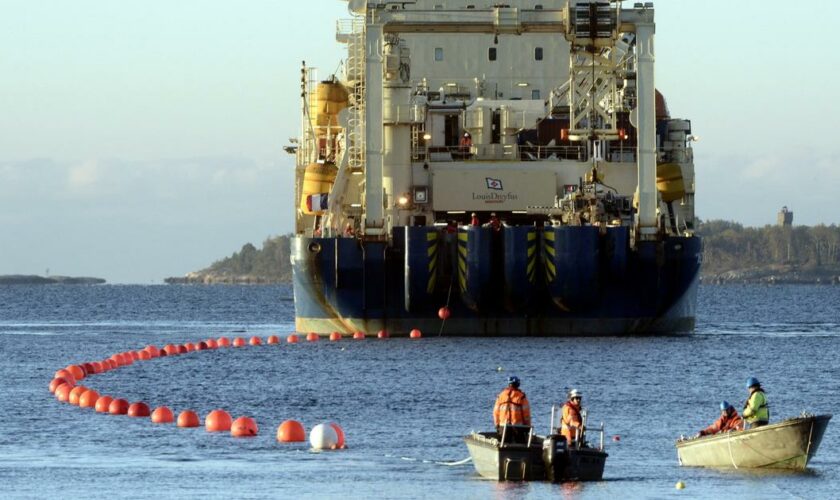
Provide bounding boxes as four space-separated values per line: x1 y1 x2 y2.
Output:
291 226 701 336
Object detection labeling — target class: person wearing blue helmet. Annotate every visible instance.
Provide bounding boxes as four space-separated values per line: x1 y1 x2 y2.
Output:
696 401 743 437
743 377 770 428
493 375 531 442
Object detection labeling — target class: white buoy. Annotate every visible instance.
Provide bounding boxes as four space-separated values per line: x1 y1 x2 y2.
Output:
310 423 339 450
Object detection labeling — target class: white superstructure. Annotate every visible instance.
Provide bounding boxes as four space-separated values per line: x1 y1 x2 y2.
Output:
291 0 696 246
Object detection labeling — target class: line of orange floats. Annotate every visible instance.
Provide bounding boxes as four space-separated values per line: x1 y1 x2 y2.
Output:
45 328 421 449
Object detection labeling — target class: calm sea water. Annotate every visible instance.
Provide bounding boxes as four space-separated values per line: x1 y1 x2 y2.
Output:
1 284 838 499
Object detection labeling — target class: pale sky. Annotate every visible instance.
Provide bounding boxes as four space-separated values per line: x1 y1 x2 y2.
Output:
1 1 838 283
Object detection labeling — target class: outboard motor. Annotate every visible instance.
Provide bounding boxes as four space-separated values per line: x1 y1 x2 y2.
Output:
541 434 568 483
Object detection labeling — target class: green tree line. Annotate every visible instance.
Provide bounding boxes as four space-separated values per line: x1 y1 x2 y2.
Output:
201 234 293 282
699 220 840 275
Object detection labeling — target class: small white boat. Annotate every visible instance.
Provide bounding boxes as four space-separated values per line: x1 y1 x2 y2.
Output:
675 414 831 470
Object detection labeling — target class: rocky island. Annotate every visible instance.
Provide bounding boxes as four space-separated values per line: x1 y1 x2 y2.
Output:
0 275 106 285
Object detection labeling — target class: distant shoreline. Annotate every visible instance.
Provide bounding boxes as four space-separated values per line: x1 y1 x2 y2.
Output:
0 275 106 285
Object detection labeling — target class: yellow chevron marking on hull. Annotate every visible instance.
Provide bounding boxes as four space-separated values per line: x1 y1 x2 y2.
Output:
457 232 468 242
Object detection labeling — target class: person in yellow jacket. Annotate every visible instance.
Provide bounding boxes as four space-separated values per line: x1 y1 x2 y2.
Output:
493 375 531 442
743 377 770 428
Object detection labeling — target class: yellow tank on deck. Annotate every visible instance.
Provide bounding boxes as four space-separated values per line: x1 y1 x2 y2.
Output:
656 163 686 203
310 81 349 129
299 162 338 215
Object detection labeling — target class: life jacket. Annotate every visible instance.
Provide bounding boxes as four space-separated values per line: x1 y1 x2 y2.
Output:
560 401 582 443
743 390 769 423
701 410 744 436
493 387 531 427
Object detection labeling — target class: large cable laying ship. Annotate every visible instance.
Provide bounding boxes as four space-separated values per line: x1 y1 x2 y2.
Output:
287 0 701 336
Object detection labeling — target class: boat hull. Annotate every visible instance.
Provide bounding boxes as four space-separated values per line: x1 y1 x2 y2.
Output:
291 228 701 336
464 432 607 481
676 415 832 470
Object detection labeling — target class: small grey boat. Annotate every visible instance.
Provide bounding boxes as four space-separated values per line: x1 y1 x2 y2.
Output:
464 431 608 481
676 414 831 470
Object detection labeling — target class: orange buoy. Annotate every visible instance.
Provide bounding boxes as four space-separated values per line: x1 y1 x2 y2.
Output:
127 402 151 417
276 420 306 442
108 398 129 415
233 337 246 348
122 352 135 365
231 416 258 437
329 332 341 341
144 345 160 357
438 306 451 320
177 410 200 428
353 331 365 340
329 422 346 449
49 377 73 393
184 343 196 352
104 358 117 370
249 336 262 346
287 334 299 344
95 395 114 413
613 435 621 442
164 344 179 356
177 345 188 354
128 351 140 362
196 341 209 351
66 365 85 381
79 389 100 408
81 362 96 375
158 350 168 357
217 337 231 348
409 329 422 339
267 335 280 345
91 361 103 374
205 409 233 432
151 406 174 424
55 383 73 402
54 369 76 385
68 386 88 405
306 332 319 342
377 330 389 339
110 354 125 366
138 350 152 361
206 338 218 349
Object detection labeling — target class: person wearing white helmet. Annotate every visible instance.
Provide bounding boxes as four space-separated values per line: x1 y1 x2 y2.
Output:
559 389 584 445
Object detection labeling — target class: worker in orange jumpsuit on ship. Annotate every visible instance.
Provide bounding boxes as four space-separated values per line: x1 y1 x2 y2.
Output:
493 375 531 442
559 389 584 445
696 401 744 437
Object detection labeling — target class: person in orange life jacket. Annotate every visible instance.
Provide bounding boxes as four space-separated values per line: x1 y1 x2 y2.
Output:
459 132 472 152
559 389 584 444
493 375 531 442
470 212 480 226
696 401 743 437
